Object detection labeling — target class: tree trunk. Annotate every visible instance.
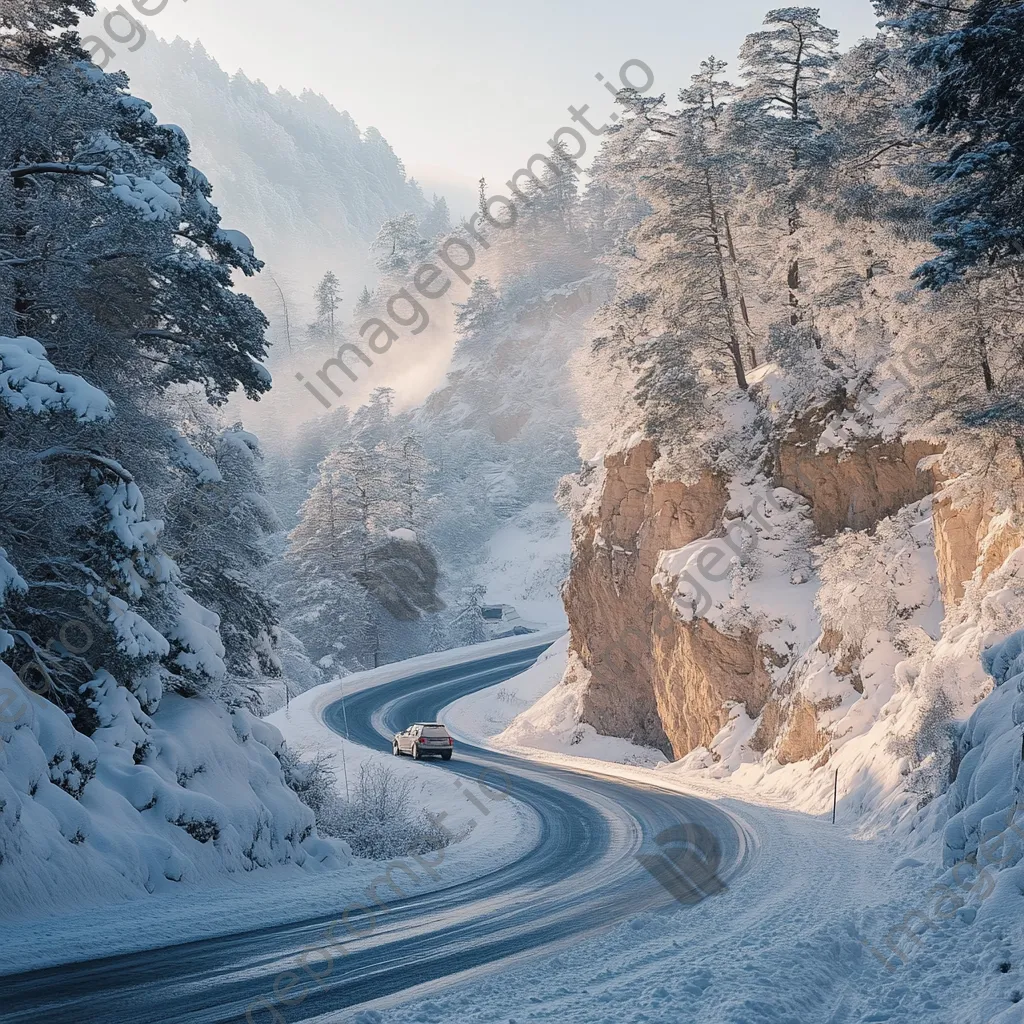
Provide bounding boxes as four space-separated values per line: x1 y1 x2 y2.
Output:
728 340 749 391
975 294 994 391
788 253 800 327
723 211 757 366
706 170 748 390
12 175 31 330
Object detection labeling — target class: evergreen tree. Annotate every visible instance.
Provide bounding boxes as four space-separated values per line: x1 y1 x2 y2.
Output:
285 447 375 664
356 285 374 313
446 585 488 647
164 422 282 694
455 278 504 336
371 213 431 275
393 434 428 528
731 7 839 327
1 0 95 71
908 0 1024 287
311 269 341 345
420 194 452 238
0 46 270 721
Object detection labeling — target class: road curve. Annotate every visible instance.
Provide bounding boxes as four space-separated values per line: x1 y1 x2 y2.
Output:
0 642 751 1023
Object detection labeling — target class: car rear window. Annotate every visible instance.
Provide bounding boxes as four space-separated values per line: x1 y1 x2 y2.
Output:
421 726 448 737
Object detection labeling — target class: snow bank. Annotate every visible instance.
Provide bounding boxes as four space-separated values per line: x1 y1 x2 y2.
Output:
945 631 1024 870
0 664 346 921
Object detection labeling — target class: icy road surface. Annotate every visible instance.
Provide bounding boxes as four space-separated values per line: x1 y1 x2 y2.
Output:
0 642 750 1023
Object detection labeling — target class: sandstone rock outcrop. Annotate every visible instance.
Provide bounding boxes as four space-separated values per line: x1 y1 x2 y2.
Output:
561 409 951 766
776 419 941 537
932 484 1024 607
564 441 727 753
932 493 989 605
649 599 773 758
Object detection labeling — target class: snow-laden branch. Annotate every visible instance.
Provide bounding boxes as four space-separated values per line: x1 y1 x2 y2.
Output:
27 447 134 483
8 161 182 222
8 161 109 180
0 336 113 422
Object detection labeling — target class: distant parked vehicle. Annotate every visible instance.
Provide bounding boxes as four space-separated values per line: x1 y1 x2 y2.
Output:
479 603 541 639
393 723 454 761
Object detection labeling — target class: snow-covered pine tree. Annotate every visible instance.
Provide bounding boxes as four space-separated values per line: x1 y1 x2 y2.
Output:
0 0 95 71
371 213 431 276
164 421 282 701
592 63 755 448
420 194 452 239
393 434 429 529
446 584 488 647
907 0 1024 287
0 32 270 721
454 278 504 338
730 7 839 329
310 270 342 347
285 446 375 665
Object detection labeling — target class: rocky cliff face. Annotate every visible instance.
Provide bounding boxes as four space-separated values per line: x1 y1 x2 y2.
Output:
649 610 774 758
562 413 949 764
564 441 727 753
776 407 942 537
932 491 1024 608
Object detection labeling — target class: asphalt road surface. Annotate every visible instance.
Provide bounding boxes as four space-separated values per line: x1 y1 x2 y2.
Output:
0 642 751 1023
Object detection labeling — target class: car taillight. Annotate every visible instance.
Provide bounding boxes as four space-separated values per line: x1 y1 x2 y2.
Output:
449 737 453 745
418 737 426 743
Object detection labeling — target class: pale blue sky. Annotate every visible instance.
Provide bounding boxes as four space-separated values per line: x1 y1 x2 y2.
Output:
135 0 879 207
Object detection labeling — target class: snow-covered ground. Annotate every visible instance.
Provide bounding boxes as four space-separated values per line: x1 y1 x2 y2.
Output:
434 637 1024 1024
474 501 570 628
0 664 345 927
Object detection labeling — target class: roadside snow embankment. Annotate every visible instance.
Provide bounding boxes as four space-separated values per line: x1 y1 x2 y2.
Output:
0 663 346 924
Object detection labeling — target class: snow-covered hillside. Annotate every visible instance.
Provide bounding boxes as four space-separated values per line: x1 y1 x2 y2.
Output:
0 664 344 919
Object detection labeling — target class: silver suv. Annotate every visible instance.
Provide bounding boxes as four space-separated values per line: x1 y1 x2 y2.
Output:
393 723 454 761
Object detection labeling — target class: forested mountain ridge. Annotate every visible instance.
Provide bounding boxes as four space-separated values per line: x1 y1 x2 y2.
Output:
273 178 601 680
102 32 431 298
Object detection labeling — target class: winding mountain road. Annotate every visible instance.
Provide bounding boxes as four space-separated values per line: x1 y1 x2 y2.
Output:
0 642 751 1023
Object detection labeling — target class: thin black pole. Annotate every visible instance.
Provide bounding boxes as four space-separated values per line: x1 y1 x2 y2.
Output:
832 768 839 825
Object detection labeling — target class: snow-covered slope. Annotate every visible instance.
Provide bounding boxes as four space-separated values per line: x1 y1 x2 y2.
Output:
0 664 345 920
416 275 606 639
473 501 570 627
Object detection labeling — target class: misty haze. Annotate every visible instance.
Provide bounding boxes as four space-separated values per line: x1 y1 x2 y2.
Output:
2 2 1024 1022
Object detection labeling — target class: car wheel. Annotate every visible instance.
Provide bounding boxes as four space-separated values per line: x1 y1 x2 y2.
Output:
441 751 452 761
412 743 421 760
393 741 400 756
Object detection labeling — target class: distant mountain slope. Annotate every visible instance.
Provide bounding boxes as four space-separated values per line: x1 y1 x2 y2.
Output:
106 35 429 295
